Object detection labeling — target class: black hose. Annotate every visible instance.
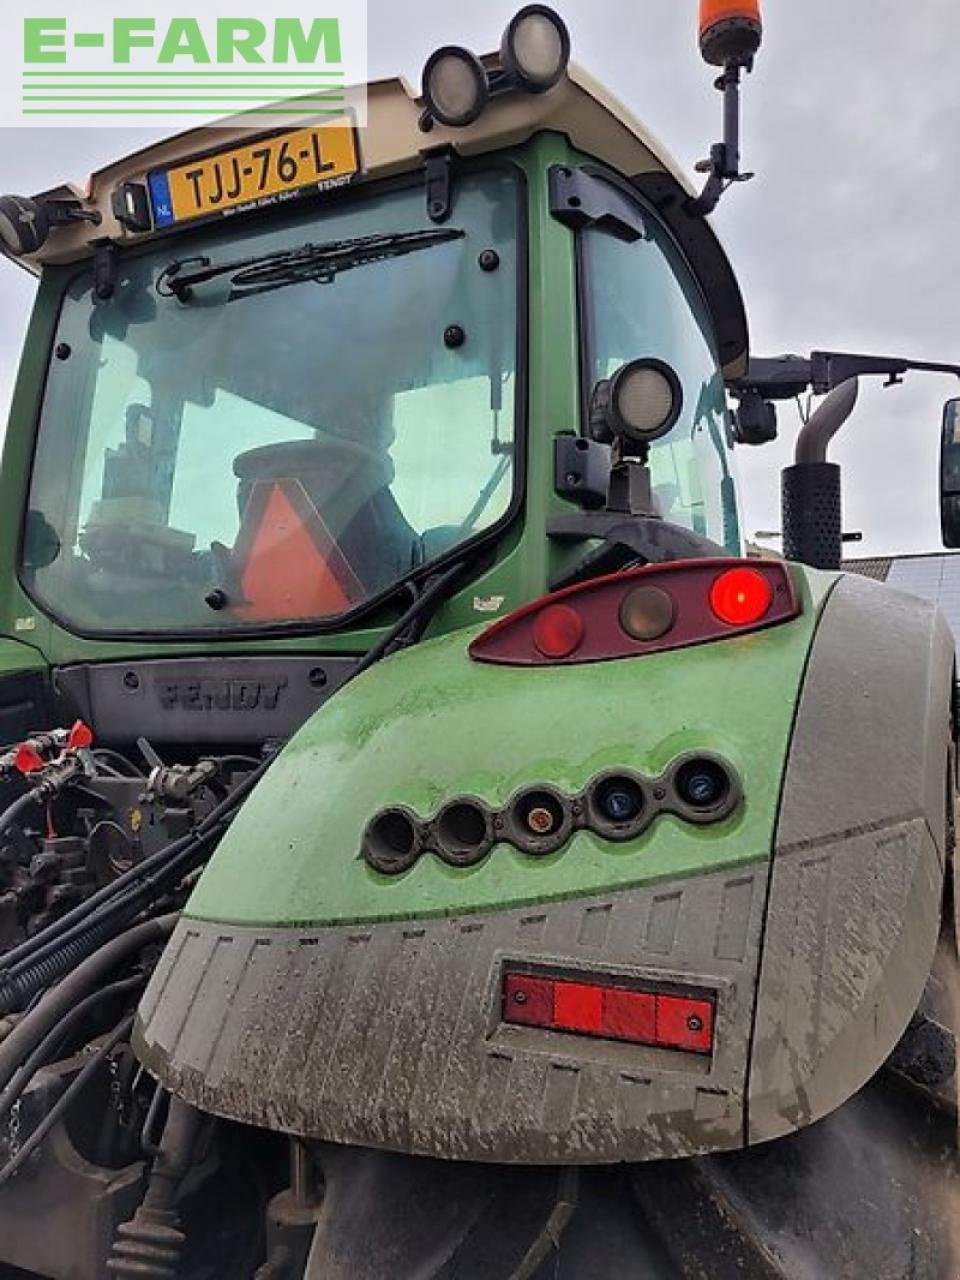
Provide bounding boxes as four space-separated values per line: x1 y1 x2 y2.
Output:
0 1014 134 1189
3 824 220 990
0 915 177 1094
353 560 468 676
0 974 143 1123
0 555 472 1011
0 790 40 841
0 819 216 974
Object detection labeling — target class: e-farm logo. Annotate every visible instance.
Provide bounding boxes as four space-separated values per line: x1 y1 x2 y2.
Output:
0 2 367 127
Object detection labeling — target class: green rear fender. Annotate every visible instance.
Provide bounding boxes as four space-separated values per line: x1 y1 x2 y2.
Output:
186 566 837 928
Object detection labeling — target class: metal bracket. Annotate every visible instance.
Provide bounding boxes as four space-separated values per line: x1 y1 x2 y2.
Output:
424 151 454 224
92 240 118 302
548 166 646 242
554 434 611 508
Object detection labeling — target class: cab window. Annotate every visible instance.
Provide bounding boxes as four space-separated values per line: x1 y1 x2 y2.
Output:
579 190 740 553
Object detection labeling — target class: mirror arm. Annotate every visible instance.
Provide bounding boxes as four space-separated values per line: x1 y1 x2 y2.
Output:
731 350 960 401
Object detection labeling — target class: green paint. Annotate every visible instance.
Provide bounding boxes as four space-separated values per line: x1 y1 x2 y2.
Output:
0 638 47 677
186 567 837 928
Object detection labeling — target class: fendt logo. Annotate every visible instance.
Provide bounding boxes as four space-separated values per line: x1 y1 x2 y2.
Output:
0 3 367 128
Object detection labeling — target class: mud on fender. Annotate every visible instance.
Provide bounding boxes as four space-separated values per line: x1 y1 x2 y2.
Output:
747 570 955 1142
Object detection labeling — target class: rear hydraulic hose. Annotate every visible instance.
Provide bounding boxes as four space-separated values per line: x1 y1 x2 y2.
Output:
0 915 134 1018
0 974 143 1122
2 825 221 1001
0 554 473 1004
0 914 177 1094
0 790 40 841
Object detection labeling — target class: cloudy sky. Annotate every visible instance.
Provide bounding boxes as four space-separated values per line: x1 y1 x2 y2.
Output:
1 0 958 556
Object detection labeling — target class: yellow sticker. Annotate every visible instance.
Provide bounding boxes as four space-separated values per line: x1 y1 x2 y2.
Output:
165 124 359 223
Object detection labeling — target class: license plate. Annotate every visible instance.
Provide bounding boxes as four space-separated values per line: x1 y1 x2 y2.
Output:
148 124 359 227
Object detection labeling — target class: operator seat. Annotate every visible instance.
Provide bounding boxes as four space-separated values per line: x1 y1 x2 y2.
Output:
224 439 419 623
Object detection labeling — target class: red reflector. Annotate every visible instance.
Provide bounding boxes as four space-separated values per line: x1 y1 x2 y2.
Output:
532 604 584 659
502 972 714 1055
602 987 657 1041
503 973 554 1026
708 567 773 627
554 981 604 1033
656 994 714 1053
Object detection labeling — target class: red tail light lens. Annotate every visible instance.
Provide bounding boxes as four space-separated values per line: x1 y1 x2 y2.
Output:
470 559 798 667
503 971 714 1055
532 603 584 658
708 567 773 627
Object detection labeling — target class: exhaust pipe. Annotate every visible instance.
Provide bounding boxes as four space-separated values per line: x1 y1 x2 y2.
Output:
781 378 859 569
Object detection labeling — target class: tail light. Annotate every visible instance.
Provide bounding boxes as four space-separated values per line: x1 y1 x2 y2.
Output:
503 971 714 1055
469 559 798 667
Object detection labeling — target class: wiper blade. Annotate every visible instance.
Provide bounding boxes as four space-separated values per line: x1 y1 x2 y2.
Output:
157 228 466 303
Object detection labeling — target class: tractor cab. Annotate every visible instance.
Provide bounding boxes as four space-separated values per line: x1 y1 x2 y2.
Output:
1 12 749 663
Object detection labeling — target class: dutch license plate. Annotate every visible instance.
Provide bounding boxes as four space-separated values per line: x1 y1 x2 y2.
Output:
149 124 359 227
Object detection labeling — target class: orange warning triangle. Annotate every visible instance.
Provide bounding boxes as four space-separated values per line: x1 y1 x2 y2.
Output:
235 484 356 622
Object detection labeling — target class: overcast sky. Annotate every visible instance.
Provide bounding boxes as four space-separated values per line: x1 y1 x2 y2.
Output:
1 0 958 556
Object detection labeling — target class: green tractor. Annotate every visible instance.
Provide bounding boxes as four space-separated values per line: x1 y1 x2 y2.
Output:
0 4 958 1276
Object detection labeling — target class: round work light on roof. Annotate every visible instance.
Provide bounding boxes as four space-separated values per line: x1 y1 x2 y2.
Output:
0 195 49 257
421 46 489 128
607 359 684 445
500 5 571 93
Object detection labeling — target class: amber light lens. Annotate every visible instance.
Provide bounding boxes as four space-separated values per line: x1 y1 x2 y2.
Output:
619 586 675 642
532 603 585 659
699 0 761 32
709 567 773 626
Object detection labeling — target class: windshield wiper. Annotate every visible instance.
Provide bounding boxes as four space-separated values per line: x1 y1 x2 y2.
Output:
156 228 466 303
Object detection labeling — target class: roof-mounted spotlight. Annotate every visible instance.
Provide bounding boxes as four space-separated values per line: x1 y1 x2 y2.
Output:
421 46 489 129
0 194 101 259
500 5 570 94
419 6 570 132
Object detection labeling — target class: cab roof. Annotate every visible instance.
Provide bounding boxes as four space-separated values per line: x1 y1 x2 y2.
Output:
25 65 749 375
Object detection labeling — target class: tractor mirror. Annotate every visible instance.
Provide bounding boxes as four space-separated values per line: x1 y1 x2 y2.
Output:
940 399 960 548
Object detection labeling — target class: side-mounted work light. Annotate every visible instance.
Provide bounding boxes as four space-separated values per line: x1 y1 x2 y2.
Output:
0 196 51 258
592 359 684 448
0 193 100 259
420 5 570 132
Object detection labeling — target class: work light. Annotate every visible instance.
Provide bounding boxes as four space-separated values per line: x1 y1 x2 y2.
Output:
0 196 49 257
500 5 570 93
421 46 489 128
608 359 683 444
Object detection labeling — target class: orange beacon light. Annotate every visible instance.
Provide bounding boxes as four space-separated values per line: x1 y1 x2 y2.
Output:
699 0 763 67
